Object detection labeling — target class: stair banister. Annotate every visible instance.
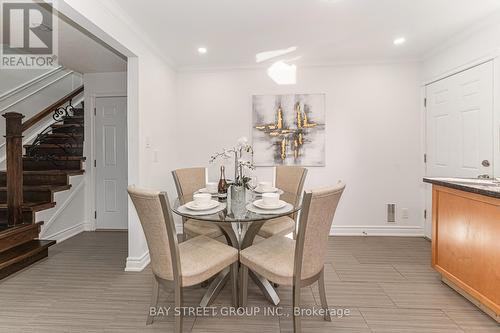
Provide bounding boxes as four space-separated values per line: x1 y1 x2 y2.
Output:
22 85 83 132
3 113 24 226
2 85 83 226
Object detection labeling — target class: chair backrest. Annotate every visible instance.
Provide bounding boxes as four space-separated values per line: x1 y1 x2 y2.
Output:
127 186 180 282
294 183 346 281
172 167 206 200
275 165 307 207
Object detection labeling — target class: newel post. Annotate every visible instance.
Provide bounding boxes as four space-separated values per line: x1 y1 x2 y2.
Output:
3 112 24 226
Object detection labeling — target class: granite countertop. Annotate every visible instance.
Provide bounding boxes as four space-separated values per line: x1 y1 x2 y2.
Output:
423 177 500 199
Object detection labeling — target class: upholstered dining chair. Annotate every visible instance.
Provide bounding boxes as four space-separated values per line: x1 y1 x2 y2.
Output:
172 167 223 240
127 186 239 332
258 166 308 239
240 183 346 333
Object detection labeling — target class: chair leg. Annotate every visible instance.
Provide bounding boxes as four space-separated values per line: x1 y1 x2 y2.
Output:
318 269 331 322
146 277 160 325
292 284 302 333
239 265 248 307
174 283 183 333
230 262 238 307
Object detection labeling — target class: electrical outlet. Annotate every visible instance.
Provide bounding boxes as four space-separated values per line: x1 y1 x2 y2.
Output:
401 208 409 219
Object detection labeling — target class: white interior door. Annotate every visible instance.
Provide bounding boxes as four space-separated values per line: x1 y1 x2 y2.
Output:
426 61 493 178
424 61 494 237
95 97 128 229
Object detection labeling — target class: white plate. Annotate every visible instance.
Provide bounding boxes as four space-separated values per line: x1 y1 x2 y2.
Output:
185 200 220 211
253 199 287 210
253 188 284 196
177 203 226 216
197 188 218 195
246 202 293 215
254 186 279 194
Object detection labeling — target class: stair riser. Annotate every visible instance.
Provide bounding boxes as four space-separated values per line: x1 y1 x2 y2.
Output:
25 147 83 156
0 191 52 204
0 225 40 253
0 211 35 224
52 127 84 134
0 174 69 187
0 248 48 280
63 118 84 125
23 160 83 171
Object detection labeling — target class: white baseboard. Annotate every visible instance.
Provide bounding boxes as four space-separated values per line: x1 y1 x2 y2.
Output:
330 225 424 237
125 251 150 272
43 221 88 243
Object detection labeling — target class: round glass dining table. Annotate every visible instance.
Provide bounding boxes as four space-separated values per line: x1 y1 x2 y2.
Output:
171 189 302 307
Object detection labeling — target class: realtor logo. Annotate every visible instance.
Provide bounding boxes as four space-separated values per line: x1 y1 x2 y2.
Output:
1 0 58 68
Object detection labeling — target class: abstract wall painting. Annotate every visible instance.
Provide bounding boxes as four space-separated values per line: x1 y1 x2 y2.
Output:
252 94 325 166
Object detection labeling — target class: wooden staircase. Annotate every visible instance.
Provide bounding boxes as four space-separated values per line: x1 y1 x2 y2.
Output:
0 86 85 279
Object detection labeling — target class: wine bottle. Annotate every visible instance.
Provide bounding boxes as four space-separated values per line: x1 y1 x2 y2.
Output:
218 166 228 200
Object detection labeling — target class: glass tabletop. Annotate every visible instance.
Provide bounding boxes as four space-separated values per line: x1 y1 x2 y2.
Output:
172 189 301 223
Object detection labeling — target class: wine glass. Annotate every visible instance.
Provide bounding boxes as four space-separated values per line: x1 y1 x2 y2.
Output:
247 174 258 201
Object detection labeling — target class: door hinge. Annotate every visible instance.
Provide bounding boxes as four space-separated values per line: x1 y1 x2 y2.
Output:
424 153 427 163
424 209 427 219
94 107 96 116
94 211 97 219
424 98 427 108
94 159 96 167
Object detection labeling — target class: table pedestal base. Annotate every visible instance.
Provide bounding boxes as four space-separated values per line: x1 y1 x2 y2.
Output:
198 221 281 307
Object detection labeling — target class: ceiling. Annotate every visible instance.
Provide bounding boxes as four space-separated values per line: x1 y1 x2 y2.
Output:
107 0 500 70
1 5 127 74
57 14 127 73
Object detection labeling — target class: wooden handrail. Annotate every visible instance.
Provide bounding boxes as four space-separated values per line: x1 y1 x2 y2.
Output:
21 85 84 132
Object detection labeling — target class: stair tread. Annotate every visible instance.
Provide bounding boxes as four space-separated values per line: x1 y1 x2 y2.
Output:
0 222 44 240
23 156 86 161
51 123 83 128
43 133 84 137
24 144 84 148
0 240 55 270
0 202 56 211
0 170 84 175
0 185 71 192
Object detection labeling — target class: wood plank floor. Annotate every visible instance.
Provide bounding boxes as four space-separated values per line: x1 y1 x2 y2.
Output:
0 232 498 333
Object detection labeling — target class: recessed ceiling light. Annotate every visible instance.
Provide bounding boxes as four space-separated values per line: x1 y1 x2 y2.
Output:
393 37 406 46
198 47 207 54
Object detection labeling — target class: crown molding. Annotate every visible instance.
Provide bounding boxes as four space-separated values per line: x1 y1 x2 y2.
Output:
177 58 422 74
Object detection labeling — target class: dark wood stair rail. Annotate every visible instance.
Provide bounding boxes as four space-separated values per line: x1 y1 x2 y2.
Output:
2 85 84 226
22 85 84 132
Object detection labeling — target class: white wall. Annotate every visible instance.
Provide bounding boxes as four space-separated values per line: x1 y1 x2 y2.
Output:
176 63 423 235
0 68 50 95
59 0 179 271
422 11 500 82
39 175 88 242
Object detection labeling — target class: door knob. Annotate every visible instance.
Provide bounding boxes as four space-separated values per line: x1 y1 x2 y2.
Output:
482 160 490 167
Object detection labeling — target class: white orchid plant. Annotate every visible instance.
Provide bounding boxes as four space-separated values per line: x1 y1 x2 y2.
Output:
209 137 255 189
